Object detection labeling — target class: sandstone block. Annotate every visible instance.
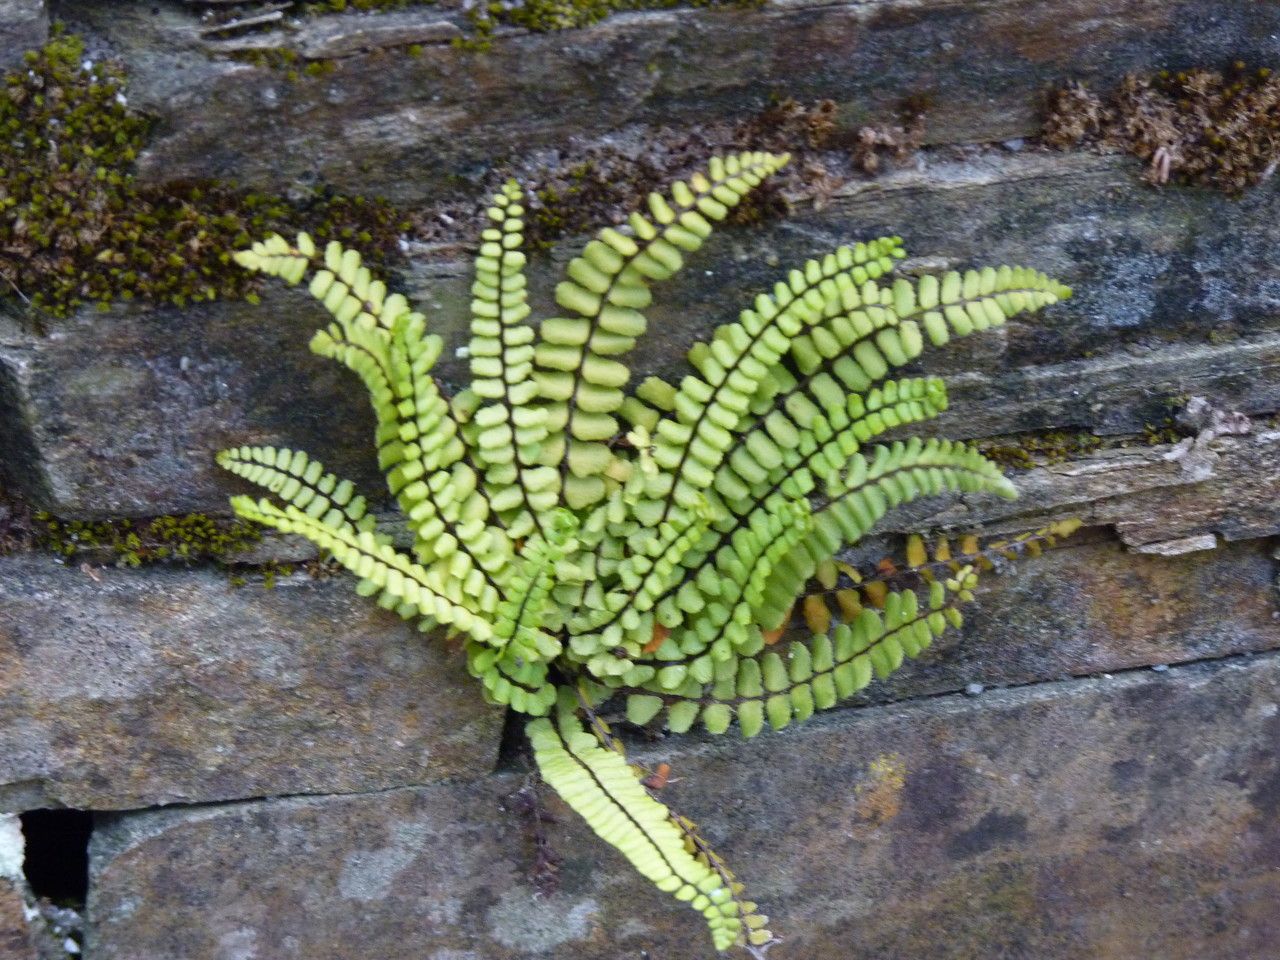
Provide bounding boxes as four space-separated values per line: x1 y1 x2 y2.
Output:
4 154 1278 518
0 555 503 810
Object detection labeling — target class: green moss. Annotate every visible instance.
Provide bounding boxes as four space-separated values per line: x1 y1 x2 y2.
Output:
35 511 262 567
979 421 1191 470
228 559 297 589
1 29 412 318
979 430 1107 470
460 0 762 50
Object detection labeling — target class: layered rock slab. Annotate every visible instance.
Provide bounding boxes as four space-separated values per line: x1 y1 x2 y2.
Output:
56 0 1280 200
3 531 1275 811
0 554 503 810
87 652 1280 959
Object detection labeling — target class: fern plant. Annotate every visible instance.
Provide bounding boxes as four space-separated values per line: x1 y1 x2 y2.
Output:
219 152 1074 955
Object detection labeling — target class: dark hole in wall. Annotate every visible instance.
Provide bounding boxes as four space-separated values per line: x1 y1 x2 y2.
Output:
20 809 92 905
495 706 531 771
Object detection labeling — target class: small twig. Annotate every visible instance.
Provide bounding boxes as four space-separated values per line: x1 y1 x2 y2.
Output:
2 273 31 306
198 4 291 36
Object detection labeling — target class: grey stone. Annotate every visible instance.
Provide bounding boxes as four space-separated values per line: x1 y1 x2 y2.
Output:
0 554 503 810
0 290 383 518
639 153 1280 393
0 1 46 71
54 0 1280 201
86 652 1280 959
892 430 1280 549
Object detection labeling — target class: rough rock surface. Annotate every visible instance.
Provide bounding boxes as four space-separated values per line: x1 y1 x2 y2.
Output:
2 534 1273 813
56 0 1280 201
86 653 1280 959
0 816 36 960
891 430 1280 549
848 535 1280 707
0 295 381 517
0 880 36 960
0 1 46 72
0 554 503 810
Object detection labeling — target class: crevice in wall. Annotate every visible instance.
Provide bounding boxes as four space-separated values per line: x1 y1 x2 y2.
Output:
0 352 50 506
495 707 533 773
20 809 92 907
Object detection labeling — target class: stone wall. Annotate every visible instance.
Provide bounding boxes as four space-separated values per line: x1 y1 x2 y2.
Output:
2 1 1278 958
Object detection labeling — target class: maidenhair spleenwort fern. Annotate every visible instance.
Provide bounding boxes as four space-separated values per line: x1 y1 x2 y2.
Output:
219 152 1077 955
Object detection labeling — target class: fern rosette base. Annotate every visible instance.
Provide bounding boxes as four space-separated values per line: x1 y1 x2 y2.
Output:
218 151 1073 955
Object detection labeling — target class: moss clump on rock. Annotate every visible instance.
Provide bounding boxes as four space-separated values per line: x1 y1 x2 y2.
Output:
1043 62 1280 193
461 0 763 49
0 30 411 317
978 421 1189 471
35 511 262 567
979 431 1107 470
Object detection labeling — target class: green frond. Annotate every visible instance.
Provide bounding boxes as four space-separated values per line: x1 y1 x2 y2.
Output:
235 232 514 593
799 519 1085 633
216 445 378 538
528 701 753 952
588 376 951 648
467 180 555 540
639 235 905 522
533 151 791 512
226 496 498 642
745 265 1070 445
635 498 814 689
622 568 978 738
755 438 1013 620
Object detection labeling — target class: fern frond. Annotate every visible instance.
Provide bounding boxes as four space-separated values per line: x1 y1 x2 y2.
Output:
752 438 1013 626
216 445 378 538
528 699 749 952
533 151 791 511
226 496 498 641
468 180 555 541
622 568 979 737
233 233 514 592
588 376 951 646
801 518 1085 631
575 690 776 951
743 266 1071 456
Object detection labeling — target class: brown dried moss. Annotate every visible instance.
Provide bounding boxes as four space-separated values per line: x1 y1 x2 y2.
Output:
513 96 926 248
1043 63 1280 193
